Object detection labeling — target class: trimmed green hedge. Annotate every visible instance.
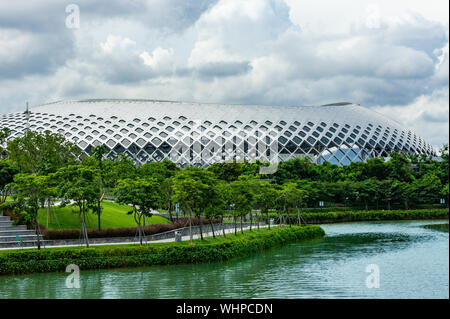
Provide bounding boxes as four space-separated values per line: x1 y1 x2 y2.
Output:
0 225 324 275
268 209 449 223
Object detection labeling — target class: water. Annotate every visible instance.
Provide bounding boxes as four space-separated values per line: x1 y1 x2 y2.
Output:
0 220 448 299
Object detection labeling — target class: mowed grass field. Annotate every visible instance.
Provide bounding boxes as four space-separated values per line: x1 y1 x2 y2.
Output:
37 201 169 230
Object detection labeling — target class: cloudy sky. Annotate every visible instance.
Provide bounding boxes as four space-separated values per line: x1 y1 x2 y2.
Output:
0 0 448 148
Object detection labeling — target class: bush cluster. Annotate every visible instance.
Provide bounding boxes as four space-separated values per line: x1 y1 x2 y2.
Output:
268 208 449 223
40 217 217 240
0 225 325 275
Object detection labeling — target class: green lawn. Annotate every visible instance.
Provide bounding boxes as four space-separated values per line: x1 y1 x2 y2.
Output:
37 201 169 230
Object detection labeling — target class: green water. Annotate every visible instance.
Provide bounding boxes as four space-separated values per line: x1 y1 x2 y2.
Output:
0 220 448 299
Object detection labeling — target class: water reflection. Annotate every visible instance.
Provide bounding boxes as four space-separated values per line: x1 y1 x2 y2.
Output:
0 220 448 299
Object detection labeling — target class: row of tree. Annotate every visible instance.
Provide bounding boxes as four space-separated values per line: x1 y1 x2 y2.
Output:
0 130 448 249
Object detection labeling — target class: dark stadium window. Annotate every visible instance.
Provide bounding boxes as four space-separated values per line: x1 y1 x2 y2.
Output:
166 126 174 132
278 136 288 144
120 128 128 134
100 135 107 140
135 128 144 133
338 133 345 138
303 126 310 132
289 125 296 132
307 136 316 144
204 121 212 126
157 122 164 127
333 123 339 128
114 134 121 139
92 130 99 135
294 121 301 126
350 133 356 139
142 123 149 127
320 122 327 127
127 124 134 128
321 137 329 144
129 133 137 139
334 137 342 144
151 127 159 132
312 131 319 138
113 124 119 129
299 131 306 137
148 117 156 122
342 128 348 133
144 133 151 138
86 135 93 141
284 131 292 137
293 136 301 144
329 127 336 133
346 137 354 144
163 116 171 121
265 120 273 125
325 132 332 138
159 132 168 138
235 120 243 125
274 125 283 131
250 120 257 126
280 120 287 126
260 125 268 131
307 121 314 127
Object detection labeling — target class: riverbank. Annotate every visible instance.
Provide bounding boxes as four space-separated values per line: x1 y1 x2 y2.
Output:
269 208 449 224
0 225 325 275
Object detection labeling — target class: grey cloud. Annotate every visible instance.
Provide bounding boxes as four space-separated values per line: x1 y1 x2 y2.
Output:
195 61 253 79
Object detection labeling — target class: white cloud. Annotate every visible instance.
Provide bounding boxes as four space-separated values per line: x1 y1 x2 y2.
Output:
0 0 448 146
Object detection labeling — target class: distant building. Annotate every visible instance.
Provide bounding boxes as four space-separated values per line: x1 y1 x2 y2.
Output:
0 99 435 166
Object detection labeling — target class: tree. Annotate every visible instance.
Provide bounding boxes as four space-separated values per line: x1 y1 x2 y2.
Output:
353 179 379 210
55 165 101 247
229 179 254 234
0 160 17 204
115 177 161 245
279 182 308 226
92 145 108 231
172 167 219 240
0 128 11 160
253 181 278 230
12 174 49 250
412 173 443 205
7 130 79 175
172 173 208 244
442 183 449 208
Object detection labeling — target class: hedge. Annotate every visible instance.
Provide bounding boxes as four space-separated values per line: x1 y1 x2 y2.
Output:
0 225 325 275
40 217 217 240
267 209 449 224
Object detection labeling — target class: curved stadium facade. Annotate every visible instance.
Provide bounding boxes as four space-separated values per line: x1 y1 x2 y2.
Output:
0 99 435 167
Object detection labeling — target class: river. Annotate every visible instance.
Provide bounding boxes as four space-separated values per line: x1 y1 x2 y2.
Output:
0 220 448 299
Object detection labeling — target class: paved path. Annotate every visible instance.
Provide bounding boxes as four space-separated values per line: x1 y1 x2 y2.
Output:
0 224 273 251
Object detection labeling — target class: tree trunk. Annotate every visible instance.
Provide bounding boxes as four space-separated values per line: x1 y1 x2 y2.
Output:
198 214 204 240
267 212 271 230
221 216 226 237
82 209 89 248
98 200 101 231
210 219 216 238
249 211 253 231
234 215 237 235
35 216 41 250
188 209 193 244
365 199 368 211
138 214 143 246
240 215 243 234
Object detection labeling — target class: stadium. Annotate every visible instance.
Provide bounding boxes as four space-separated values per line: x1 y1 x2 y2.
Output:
0 99 435 167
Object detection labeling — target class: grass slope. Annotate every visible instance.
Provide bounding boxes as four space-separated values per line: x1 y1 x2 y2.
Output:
37 201 169 230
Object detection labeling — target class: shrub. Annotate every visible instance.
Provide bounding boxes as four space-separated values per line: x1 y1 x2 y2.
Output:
0 225 325 275
40 217 219 240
